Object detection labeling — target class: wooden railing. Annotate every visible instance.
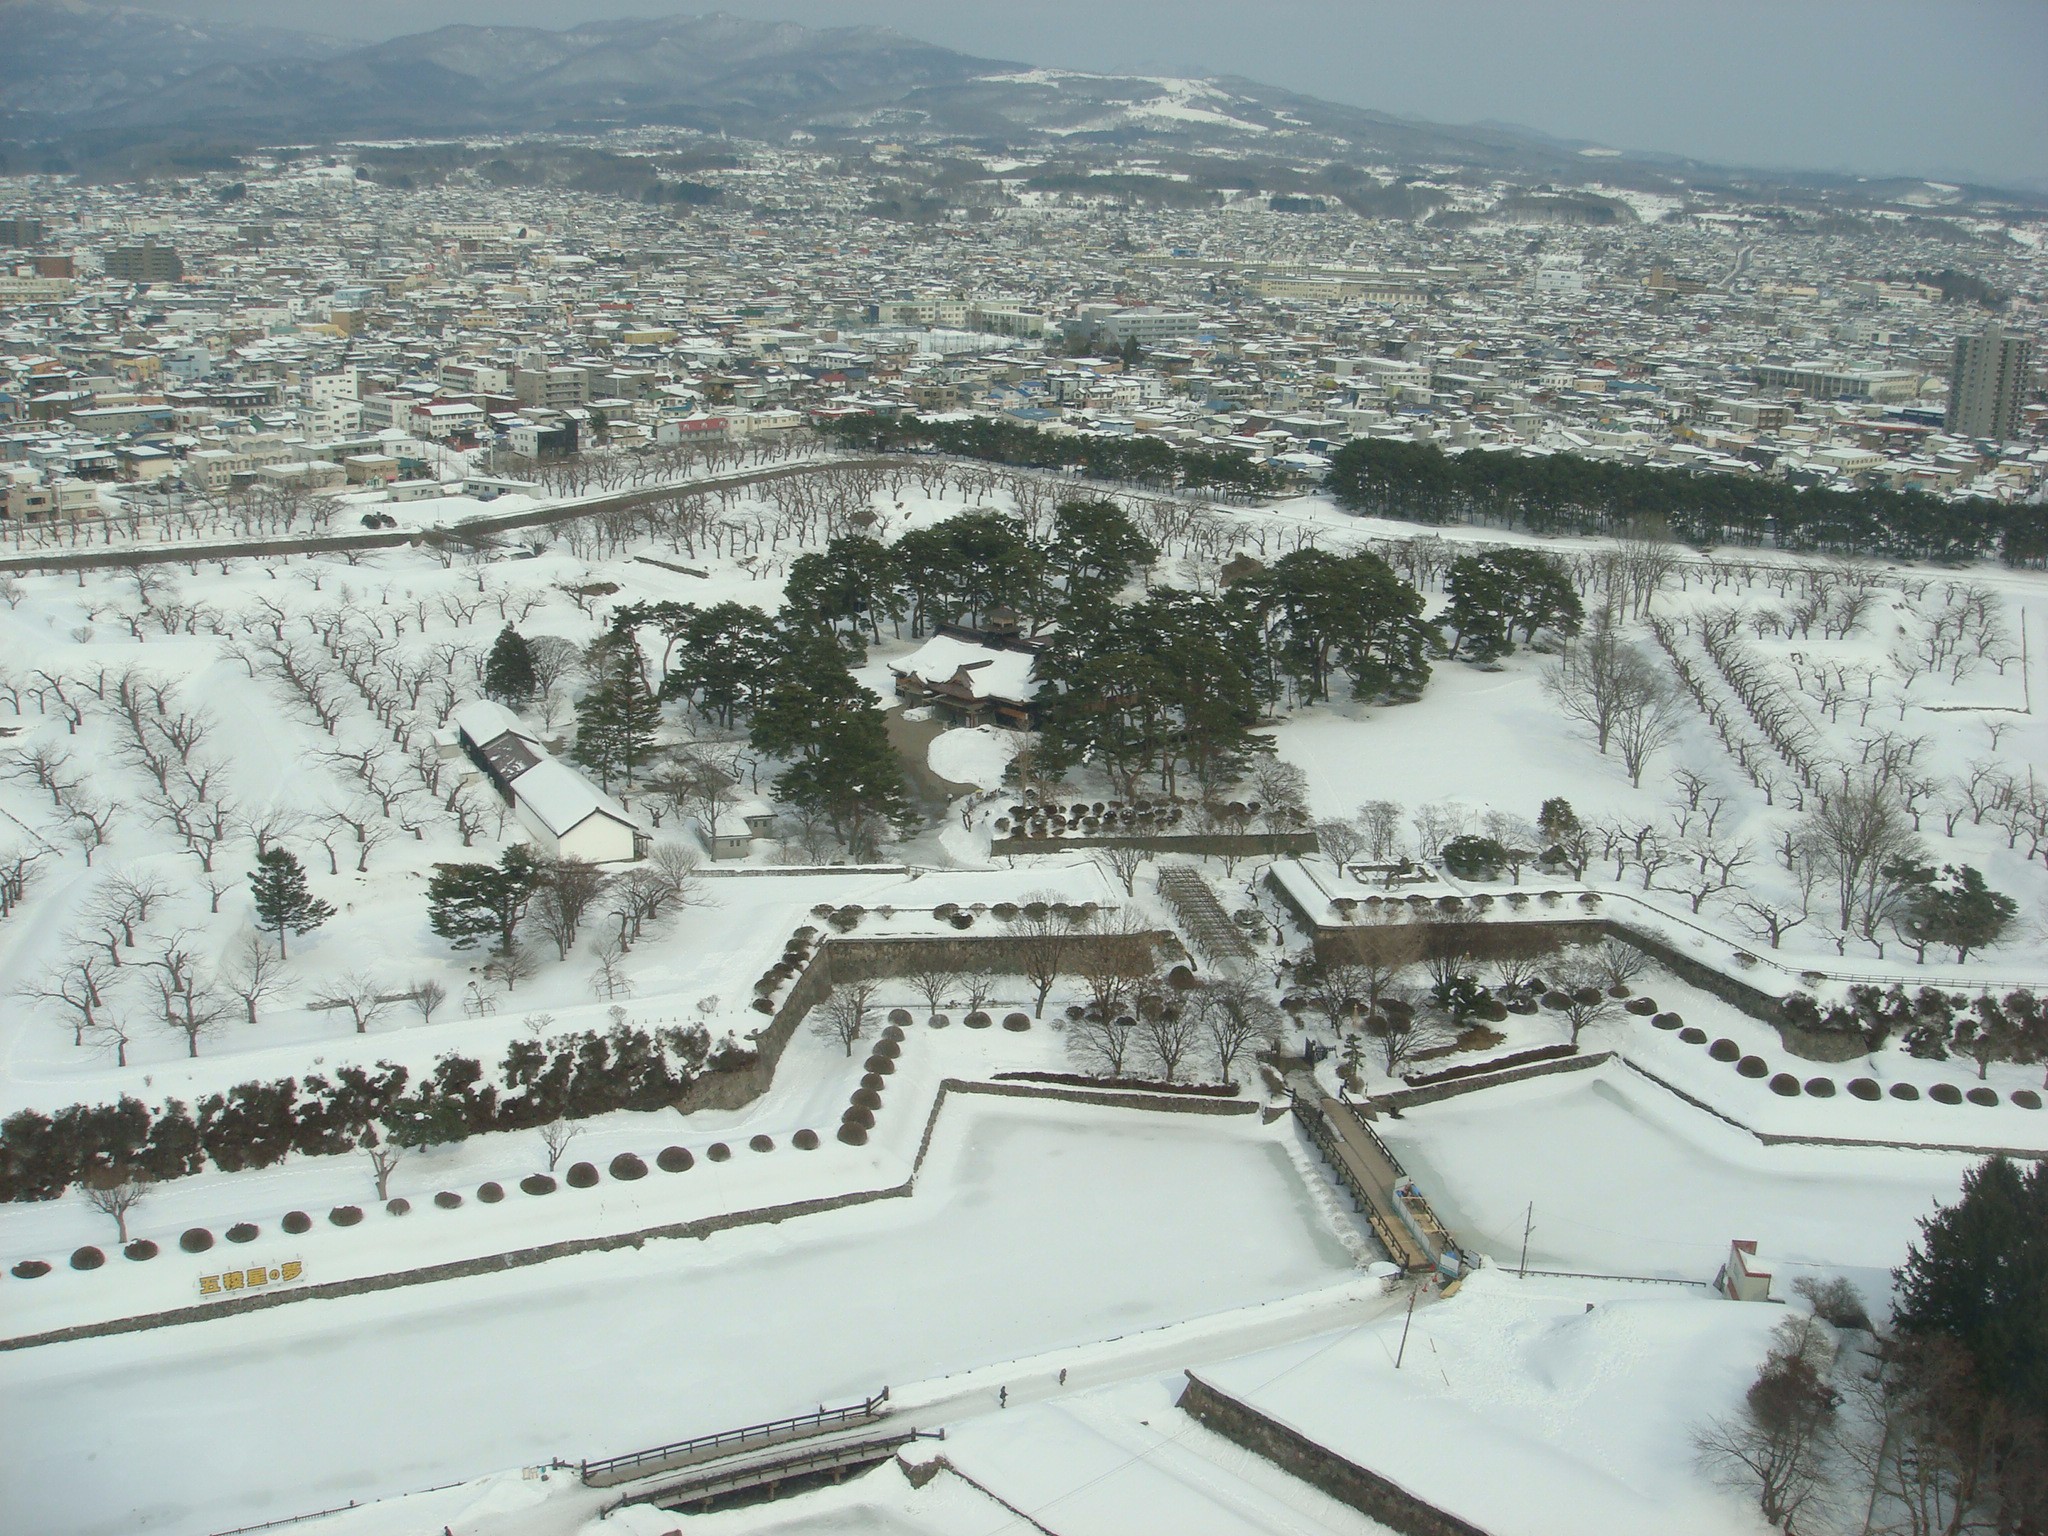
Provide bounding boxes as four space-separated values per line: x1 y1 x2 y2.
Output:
580 1387 889 1486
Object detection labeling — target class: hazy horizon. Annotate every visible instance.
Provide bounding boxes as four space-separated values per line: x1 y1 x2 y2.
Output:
50 0 2048 191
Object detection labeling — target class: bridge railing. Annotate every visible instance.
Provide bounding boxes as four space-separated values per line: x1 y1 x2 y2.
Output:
581 1387 889 1485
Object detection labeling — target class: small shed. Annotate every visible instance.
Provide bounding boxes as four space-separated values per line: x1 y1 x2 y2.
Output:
1716 1239 1774 1302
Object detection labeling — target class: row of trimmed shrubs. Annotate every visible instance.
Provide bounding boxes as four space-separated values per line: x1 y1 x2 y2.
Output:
1653 1013 2044 1110
839 1024 907 1146
7 1133 828 1282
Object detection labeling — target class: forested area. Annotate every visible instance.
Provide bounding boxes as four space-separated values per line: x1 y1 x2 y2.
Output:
815 413 1279 496
1327 438 2048 567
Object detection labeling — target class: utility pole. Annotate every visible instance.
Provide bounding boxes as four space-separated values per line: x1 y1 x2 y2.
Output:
1519 1202 1535 1277
1395 1285 1419 1369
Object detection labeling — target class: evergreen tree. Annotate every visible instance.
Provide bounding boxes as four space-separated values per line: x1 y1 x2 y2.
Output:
1894 1156 2048 1418
483 626 538 705
1444 549 1584 661
249 846 333 959
427 845 545 954
571 638 662 790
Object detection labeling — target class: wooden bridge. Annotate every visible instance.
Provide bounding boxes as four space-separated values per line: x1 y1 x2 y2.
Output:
581 1388 892 1488
1292 1091 1463 1276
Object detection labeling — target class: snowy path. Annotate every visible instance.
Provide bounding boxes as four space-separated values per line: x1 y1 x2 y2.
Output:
0 1099 1359 1536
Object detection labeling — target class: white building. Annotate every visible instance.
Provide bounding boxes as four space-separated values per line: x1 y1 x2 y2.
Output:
448 699 650 864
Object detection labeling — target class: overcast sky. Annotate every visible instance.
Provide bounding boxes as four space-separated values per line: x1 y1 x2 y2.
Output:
130 0 2048 190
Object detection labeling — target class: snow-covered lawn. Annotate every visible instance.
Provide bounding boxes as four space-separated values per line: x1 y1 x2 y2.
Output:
0 1098 1358 1536
1198 1267 1790 1536
1378 1062 1973 1302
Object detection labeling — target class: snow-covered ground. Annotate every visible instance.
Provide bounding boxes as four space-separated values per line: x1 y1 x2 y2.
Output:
0 1098 1358 1536
1378 1062 1971 1303
1197 1267 1790 1536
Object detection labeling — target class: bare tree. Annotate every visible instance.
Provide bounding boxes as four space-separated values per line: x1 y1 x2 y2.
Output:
1131 990 1205 1083
1357 800 1405 861
410 978 447 1022
538 1118 581 1172
1801 775 1923 933
222 931 289 1022
315 970 394 1033
813 980 879 1056
1007 893 1095 1014
81 1173 151 1244
1066 1011 1138 1077
1192 973 1281 1081
482 945 539 993
1694 1315 1840 1534
1098 843 1149 897
1314 818 1367 872
1544 617 1663 757
1363 1000 1455 1077
1612 676 1683 788
1546 961 1619 1046
531 857 610 960
905 963 961 1017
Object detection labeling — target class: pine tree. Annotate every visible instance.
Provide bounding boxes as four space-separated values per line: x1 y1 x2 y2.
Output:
249 846 334 959
427 845 545 954
483 626 538 706
571 640 662 790
1894 1156 2048 1418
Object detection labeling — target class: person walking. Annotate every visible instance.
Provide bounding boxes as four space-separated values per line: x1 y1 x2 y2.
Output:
1057 1368 1068 1386
998 1385 1008 1408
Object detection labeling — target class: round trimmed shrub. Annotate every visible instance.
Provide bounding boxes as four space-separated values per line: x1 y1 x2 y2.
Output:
181 1227 215 1253
281 1211 311 1235
852 1087 882 1111
841 1105 875 1130
565 1162 599 1189
1768 1074 1801 1097
1847 1079 1882 1102
793 1128 820 1150
329 1205 363 1227
1607 984 1633 999
124 1239 158 1261
1929 1083 1964 1105
837 1123 869 1146
887 1008 913 1028
706 1142 732 1162
871 1037 901 1059
657 1146 693 1173
1708 1038 1741 1063
478 1181 506 1203
1966 1087 2000 1107
1889 1082 1921 1101
965 1010 993 1029
1003 1013 1031 1031
386 1198 411 1216
609 1153 648 1181
434 1191 463 1210
749 1134 774 1153
70 1245 105 1270
520 1174 556 1196
1540 991 1570 1011
1678 1027 1708 1045
864 1054 896 1076
927 1013 951 1029
1804 1077 1836 1098
227 1222 259 1244
751 997 774 1014
860 1071 886 1093
2013 1089 2042 1110
1624 997 1658 1016
11 1260 50 1279
1737 1056 1769 1078
1652 1013 1682 1030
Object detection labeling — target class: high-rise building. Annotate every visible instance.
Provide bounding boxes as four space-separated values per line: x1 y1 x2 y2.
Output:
0 216 45 247
102 238 183 284
1946 326 2032 440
